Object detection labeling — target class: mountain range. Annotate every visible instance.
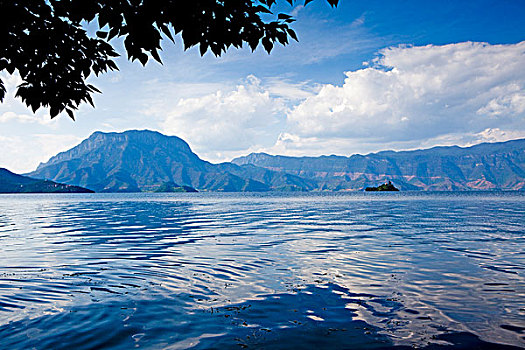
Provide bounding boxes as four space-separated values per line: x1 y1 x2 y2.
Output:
232 139 525 191
28 130 313 192
26 130 525 192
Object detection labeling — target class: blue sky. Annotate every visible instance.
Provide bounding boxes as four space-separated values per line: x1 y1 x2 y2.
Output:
1 0 525 173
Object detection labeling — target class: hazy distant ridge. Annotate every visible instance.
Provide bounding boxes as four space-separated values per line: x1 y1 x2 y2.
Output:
232 139 525 191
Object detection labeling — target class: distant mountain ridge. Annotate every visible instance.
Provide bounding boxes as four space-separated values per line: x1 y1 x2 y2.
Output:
232 139 525 191
28 130 525 192
0 168 92 193
29 130 313 192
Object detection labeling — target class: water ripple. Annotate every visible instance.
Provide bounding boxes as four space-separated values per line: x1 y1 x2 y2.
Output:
0 192 524 349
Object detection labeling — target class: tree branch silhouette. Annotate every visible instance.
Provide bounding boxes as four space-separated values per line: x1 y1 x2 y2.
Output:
0 0 338 119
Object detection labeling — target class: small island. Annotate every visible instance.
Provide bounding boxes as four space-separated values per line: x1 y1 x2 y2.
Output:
365 181 399 192
154 182 198 193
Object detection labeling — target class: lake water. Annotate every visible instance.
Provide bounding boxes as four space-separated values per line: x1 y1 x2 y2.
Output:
0 192 524 349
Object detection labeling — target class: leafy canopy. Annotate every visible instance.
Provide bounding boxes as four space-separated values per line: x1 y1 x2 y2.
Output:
0 0 338 119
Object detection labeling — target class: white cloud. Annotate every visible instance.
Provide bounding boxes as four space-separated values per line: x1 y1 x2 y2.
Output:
0 111 32 123
477 87 525 117
251 127 525 160
290 5 304 17
158 42 525 162
0 111 57 125
471 127 525 144
0 73 61 125
1 72 23 92
287 41 525 146
0 134 82 174
161 75 288 160
350 14 366 28
265 78 319 101
140 81 232 119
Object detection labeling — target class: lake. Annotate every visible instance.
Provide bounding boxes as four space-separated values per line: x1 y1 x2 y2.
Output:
0 192 524 349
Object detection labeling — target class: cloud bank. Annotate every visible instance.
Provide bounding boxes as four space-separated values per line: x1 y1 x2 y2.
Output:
161 76 289 160
162 41 525 160
288 41 525 142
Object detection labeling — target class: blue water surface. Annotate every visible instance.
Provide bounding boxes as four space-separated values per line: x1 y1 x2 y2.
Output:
0 192 524 349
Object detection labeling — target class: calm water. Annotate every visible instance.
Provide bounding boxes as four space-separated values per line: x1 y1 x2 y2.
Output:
0 192 524 349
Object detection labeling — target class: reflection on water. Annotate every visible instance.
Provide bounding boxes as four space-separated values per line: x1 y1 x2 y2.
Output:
0 192 524 349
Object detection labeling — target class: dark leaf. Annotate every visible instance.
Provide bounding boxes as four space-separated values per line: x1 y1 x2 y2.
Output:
85 94 95 107
66 108 75 120
0 80 5 102
255 5 273 14
138 52 148 66
96 31 108 39
108 27 120 40
200 43 208 56
278 14 293 20
287 28 298 41
50 106 59 119
87 84 101 94
262 37 273 53
159 24 175 43
151 49 163 64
